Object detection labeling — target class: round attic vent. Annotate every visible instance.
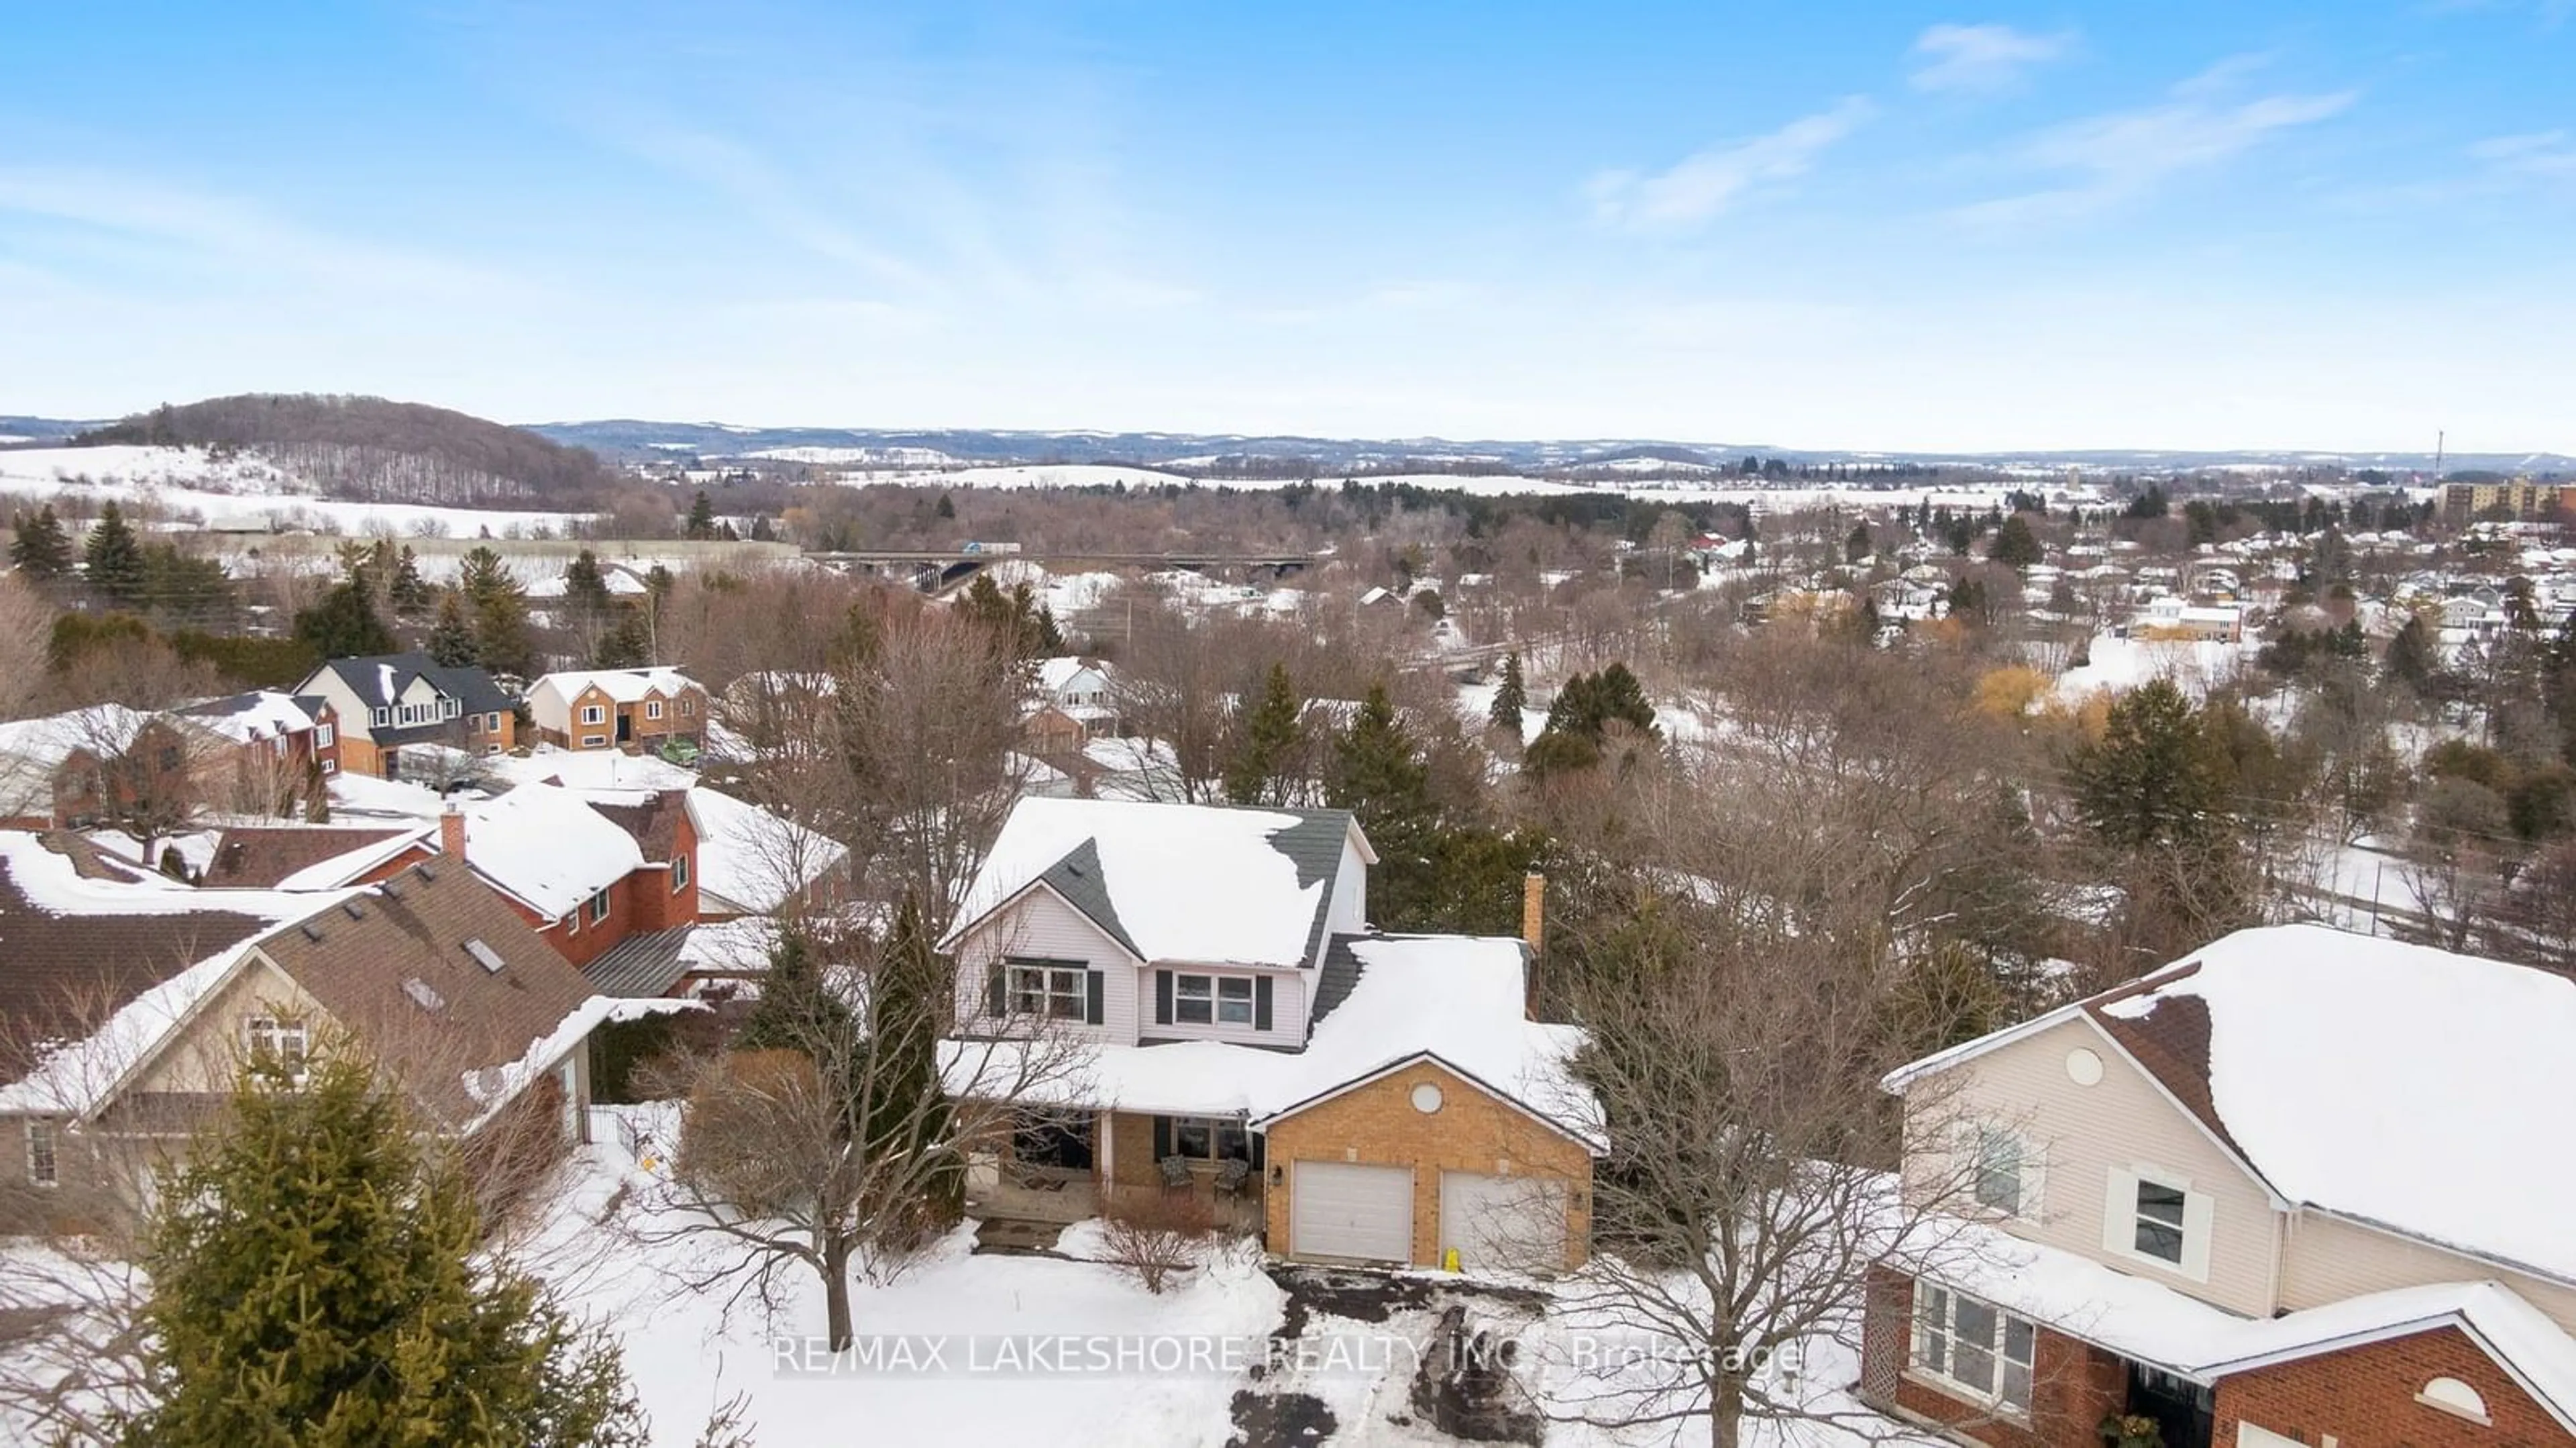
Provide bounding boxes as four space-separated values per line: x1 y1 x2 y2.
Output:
1410 1082 1444 1115
2065 1048 2104 1086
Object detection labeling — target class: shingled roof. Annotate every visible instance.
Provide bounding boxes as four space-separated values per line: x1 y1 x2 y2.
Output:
201 826 425 890
580 789 692 863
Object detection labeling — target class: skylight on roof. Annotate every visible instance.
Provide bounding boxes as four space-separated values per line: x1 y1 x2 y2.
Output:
402 978 445 1012
463 938 505 974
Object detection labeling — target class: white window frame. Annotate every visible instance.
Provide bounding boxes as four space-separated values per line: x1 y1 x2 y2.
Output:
443 697 460 719
1009 964 1086 1022
314 723 334 747
1968 1124 2041 1221
25 1121 57 1188
580 703 608 725
672 853 689 892
372 707 390 727
486 711 502 733
645 699 664 720
321 759 337 775
1909 1284 2036 1416
2103 1164 2214 1280
244 1016 311 1080
1174 973 1255 1027
587 890 612 925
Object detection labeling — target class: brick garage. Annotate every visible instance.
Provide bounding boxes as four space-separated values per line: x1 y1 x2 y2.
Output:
1859 1267 2130 1448
2215 1324 2573 1448
1258 1055 1591 1271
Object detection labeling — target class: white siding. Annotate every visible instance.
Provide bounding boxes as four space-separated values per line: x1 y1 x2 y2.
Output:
297 670 376 741
2281 1211 2576 1336
1323 828 1368 944
949 887 1139 1043
1912 1016 2282 1317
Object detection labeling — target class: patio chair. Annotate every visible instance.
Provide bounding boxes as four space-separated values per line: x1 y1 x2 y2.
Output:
1212 1157 1252 1199
1157 1154 1195 1190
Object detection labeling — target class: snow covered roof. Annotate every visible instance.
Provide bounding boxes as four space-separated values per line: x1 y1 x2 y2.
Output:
0 704 160 770
945 797 1366 968
1894 923 2576 1284
1034 656 1110 692
946 932 1598 1145
459 783 644 919
533 666 700 705
1907 1217 2576 1432
175 690 325 744
309 651 513 714
202 823 435 890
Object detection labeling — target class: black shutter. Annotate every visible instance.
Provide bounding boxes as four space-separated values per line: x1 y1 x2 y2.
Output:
1151 1115 1171 1159
986 962 1006 1020
1085 970 1105 1026
1254 976 1273 1031
1154 969 1173 1026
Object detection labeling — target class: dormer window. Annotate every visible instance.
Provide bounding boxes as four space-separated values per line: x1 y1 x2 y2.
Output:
1010 963 1087 1021
1175 974 1254 1026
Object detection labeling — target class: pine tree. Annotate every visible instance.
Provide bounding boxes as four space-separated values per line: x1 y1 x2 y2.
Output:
2068 678 2230 852
119 1050 646 1448
462 547 535 678
1223 663 1305 806
2383 614 2437 698
1990 514 2043 571
292 580 396 659
1488 650 1527 736
83 501 145 605
594 605 652 668
1328 684 1439 924
427 590 481 667
390 546 432 618
8 505 74 580
1844 522 1871 565
685 490 717 540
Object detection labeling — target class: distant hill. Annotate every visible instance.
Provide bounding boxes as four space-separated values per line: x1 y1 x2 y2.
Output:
76 394 621 507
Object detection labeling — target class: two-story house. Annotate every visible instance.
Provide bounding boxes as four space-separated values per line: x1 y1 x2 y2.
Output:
0 705 218 833
0 829 640 1233
175 689 342 812
294 652 518 779
525 668 708 756
941 796 1601 1271
435 782 701 977
1864 925 2576 1448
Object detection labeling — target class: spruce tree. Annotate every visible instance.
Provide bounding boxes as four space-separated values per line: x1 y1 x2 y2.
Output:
1222 662 1304 806
83 501 145 605
934 493 956 521
292 580 396 659
1488 650 1527 736
2383 613 2438 698
1990 513 2043 571
1844 522 1871 565
9 505 74 580
462 547 535 678
594 605 652 668
119 1050 646 1448
390 546 432 618
685 491 717 540
1328 684 1438 924
427 590 481 667
2068 678 2229 853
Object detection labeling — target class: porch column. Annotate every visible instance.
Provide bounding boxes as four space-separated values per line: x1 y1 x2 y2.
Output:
1096 1108 1115 1197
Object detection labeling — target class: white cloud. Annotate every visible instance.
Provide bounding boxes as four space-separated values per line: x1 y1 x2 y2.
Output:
1954 64 2356 223
1909 23 2072 94
2470 129 2576 180
1587 97 1876 232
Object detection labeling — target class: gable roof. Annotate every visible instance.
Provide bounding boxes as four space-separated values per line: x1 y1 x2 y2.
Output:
455 783 645 919
1890 923 2576 1285
175 690 323 744
201 825 430 890
945 797 1368 968
533 666 700 705
0 704 160 771
310 652 515 717
578 788 694 864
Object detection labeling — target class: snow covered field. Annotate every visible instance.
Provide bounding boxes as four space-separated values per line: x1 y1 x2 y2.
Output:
2055 635 2253 703
0 445 600 538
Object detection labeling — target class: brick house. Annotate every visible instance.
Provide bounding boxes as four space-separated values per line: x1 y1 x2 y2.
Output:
0 830 627 1233
294 652 519 780
525 668 708 755
0 705 219 832
941 797 1601 1272
434 782 701 974
1862 925 2576 1448
174 689 343 812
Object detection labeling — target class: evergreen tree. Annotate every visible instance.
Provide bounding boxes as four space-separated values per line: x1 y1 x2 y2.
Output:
427 590 480 667
119 1050 646 1448
292 580 396 659
8 505 74 580
562 550 613 630
1222 662 1305 806
685 490 718 540
1989 513 2043 571
748 514 777 543
1844 522 1871 565
83 501 145 605
1525 662 1659 778
594 605 652 668
1488 650 1528 735
934 493 956 521
1328 684 1438 920
390 546 433 618
865 896 961 1222
2383 614 2438 697
956 574 1059 658
462 547 535 678
2068 678 2229 852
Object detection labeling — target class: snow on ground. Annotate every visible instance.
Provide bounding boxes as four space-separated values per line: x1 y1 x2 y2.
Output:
832 463 1193 490
539 1104 1289 1447
2054 635 2252 703
0 444 601 539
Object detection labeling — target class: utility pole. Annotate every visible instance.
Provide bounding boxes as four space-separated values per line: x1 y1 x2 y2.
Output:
2433 429 2445 480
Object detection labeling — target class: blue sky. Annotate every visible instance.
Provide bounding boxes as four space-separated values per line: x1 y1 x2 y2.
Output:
2 1 2571 451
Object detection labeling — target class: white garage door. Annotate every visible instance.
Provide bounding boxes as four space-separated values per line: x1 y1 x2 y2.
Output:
1440 1172 1566 1272
1289 1161 1414 1262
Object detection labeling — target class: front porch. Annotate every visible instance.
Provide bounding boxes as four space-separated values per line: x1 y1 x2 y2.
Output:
963 1106 1266 1237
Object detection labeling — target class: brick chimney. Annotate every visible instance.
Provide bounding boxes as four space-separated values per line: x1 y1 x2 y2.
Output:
439 800 466 860
1521 872 1545 954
